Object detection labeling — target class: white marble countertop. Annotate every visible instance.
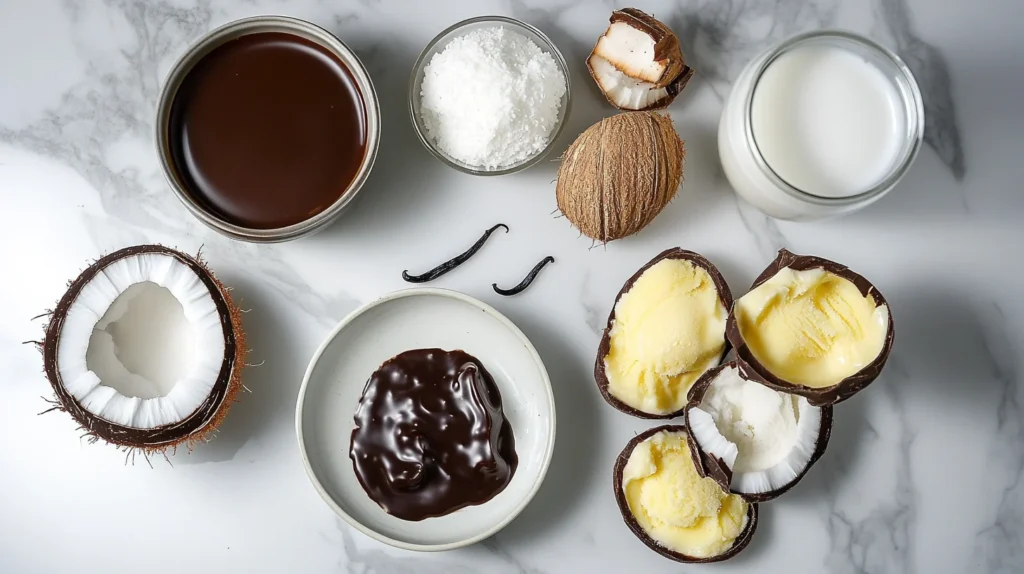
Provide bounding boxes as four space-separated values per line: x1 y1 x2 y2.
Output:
1 1 1021 572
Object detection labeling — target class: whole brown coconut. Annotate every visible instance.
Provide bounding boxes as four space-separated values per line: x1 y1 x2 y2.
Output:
556 112 685 243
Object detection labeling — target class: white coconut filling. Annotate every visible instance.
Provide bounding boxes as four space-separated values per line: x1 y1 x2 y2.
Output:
56 254 225 429
689 366 822 494
593 21 665 84
588 54 671 111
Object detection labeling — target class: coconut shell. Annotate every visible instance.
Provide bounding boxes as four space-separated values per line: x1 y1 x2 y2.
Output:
613 425 758 563
683 361 833 502
725 249 895 407
39 245 246 454
556 112 684 243
594 248 732 418
586 9 694 110
657 66 694 106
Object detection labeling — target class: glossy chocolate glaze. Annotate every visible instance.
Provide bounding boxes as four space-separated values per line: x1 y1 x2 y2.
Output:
169 31 367 229
350 349 517 521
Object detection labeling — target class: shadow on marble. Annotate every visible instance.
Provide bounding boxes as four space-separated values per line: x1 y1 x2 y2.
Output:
890 287 1008 407
546 46 605 169
845 156 976 224
309 26 449 243
651 116 737 234
781 389 872 504
493 314 605 545
170 272 309 465
782 286 1002 499
705 249 753 304
727 493 778 567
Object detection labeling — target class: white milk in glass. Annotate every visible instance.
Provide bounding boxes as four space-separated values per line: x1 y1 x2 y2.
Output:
719 31 923 220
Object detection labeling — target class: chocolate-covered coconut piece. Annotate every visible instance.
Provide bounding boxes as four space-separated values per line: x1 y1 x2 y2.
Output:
684 361 833 502
595 248 732 418
586 9 694 110
726 249 894 406
613 425 758 563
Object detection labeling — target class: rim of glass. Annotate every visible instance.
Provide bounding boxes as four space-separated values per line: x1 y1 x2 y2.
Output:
407 15 572 176
742 29 925 204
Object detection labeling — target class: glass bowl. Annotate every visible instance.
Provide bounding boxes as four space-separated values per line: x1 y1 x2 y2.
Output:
408 15 572 176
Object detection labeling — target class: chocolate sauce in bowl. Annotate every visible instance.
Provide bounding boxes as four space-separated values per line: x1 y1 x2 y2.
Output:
168 31 367 229
350 349 518 521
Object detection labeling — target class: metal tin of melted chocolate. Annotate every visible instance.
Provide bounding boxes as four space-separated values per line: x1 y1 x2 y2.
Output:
350 349 518 521
156 16 380 242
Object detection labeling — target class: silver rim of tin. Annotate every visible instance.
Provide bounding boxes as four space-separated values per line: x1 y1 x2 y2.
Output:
155 15 381 242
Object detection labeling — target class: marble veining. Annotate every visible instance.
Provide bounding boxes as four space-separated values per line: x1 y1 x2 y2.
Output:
971 302 1024 573
1 0 1021 573
876 0 966 182
819 358 919 574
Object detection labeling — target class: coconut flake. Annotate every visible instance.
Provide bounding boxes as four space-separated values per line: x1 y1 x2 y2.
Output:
588 54 672 111
691 364 824 496
688 408 738 469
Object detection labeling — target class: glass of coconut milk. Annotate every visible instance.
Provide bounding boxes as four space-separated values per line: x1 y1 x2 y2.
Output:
718 30 924 220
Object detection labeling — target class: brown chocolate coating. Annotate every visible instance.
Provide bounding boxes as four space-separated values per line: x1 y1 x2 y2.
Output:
725 249 895 406
612 425 758 563
587 9 694 110
169 31 367 229
683 361 833 502
350 349 517 521
608 8 687 87
594 248 733 419
42 245 241 448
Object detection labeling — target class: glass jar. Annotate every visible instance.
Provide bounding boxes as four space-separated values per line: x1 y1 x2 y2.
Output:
718 30 924 221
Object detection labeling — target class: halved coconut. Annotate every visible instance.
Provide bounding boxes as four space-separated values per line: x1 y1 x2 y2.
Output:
613 425 758 563
726 249 894 406
37 245 245 454
595 248 732 419
587 9 694 111
684 362 832 502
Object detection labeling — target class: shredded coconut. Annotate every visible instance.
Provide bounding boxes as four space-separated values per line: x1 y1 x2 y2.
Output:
420 26 567 169
700 368 801 473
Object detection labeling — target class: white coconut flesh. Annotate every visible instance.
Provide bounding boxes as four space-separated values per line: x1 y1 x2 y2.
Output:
56 253 226 429
587 54 672 111
593 21 669 84
688 366 823 495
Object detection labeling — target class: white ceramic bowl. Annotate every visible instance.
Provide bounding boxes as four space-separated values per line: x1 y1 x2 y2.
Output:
296 288 556 551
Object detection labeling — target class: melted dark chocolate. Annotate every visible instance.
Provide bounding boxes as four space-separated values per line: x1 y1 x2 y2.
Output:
169 31 367 229
350 349 517 521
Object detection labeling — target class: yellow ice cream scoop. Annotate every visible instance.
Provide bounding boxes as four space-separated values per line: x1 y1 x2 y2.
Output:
599 250 731 416
615 428 752 560
734 259 889 390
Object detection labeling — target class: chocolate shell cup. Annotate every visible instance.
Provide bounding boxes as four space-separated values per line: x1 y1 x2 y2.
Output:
683 361 833 502
613 425 758 563
726 249 895 407
595 248 733 418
